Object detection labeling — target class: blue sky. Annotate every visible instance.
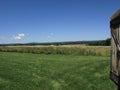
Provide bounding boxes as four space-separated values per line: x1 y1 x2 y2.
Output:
0 0 120 43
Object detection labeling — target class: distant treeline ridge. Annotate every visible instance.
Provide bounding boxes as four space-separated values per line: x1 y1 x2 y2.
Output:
0 38 110 46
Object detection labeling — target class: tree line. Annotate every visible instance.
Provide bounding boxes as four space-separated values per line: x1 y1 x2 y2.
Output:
0 38 111 46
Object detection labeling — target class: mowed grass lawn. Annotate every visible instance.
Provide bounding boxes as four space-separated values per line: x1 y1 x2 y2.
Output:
0 52 117 90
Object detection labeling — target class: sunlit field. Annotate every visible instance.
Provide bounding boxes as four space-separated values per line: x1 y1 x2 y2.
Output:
0 45 110 56
0 46 116 90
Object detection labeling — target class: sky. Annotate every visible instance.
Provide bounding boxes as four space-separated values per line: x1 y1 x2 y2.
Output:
0 0 120 44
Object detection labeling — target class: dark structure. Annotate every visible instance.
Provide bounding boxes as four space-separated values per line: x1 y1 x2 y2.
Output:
110 9 120 90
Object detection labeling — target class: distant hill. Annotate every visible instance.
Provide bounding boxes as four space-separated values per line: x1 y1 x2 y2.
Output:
0 38 110 46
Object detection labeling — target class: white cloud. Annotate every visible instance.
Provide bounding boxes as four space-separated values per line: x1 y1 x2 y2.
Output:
13 33 25 40
14 36 22 40
18 34 25 37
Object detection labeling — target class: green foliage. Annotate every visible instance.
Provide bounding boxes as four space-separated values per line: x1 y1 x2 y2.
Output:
105 38 111 46
87 38 111 46
0 52 116 90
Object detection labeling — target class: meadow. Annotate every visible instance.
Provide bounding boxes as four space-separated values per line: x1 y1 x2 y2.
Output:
0 45 117 90
0 45 110 56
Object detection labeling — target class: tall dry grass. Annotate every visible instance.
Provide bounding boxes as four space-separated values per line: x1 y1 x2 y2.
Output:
0 46 110 56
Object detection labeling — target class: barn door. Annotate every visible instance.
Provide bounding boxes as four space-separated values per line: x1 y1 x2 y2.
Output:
110 9 120 86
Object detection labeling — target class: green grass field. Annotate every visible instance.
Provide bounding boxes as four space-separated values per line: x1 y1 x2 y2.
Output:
0 52 116 90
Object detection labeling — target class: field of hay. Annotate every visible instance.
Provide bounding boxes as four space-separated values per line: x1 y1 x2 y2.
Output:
0 45 110 56
0 45 116 90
